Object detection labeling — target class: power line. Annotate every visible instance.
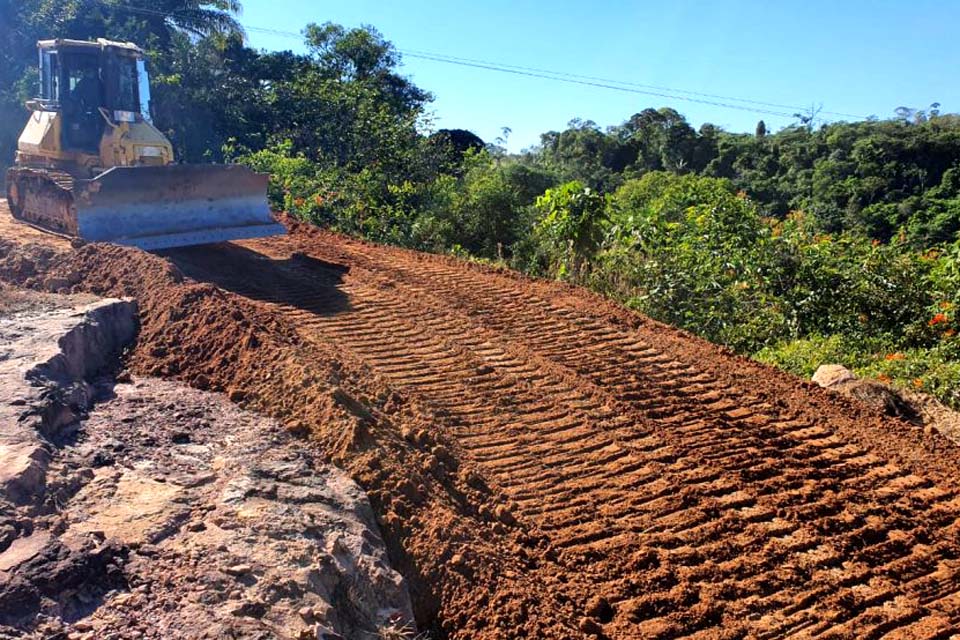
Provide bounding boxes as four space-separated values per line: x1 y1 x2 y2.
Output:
400 51 800 120
399 48 867 120
83 0 868 122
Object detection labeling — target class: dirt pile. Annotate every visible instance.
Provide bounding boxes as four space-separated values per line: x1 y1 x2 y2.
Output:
7 206 960 637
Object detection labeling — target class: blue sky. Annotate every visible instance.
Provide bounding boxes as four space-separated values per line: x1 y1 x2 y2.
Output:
242 0 956 152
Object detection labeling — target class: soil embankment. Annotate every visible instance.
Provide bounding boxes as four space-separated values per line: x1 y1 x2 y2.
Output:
4 203 960 638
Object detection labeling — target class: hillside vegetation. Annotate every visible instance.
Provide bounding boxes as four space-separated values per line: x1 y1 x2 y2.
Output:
3 0 960 406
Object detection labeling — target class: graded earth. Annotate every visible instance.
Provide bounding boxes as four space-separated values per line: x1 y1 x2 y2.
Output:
3 201 960 639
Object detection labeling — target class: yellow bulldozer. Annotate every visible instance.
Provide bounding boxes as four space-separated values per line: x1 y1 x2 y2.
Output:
5 38 284 250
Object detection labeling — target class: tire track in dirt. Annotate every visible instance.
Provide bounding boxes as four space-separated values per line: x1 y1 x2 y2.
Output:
164 225 960 640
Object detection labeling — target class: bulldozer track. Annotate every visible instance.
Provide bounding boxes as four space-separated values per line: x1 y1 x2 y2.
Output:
161 228 960 639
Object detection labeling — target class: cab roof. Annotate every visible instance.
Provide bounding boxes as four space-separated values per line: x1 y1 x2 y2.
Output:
37 39 144 56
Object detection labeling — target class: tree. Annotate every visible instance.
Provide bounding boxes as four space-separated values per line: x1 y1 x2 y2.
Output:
535 119 624 191
427 129 486 175
535 181 608 279
1 0 248 171
756 120 767 138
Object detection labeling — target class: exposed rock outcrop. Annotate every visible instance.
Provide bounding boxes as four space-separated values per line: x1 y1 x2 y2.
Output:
0 293 414 639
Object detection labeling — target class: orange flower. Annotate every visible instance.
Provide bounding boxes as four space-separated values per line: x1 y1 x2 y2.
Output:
929 312 949 326
314 194 324 206
940 301 954 311
884 353 906 361
293 197 306 208
876 374 892 384
945 329 957 338
913 378 924 389
871 239 881 247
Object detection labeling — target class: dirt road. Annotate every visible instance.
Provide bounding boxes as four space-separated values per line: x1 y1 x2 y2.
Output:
5 206 960 638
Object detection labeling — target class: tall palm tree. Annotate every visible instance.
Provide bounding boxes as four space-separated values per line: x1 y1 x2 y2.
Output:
13 0 245 44
152 0 245 39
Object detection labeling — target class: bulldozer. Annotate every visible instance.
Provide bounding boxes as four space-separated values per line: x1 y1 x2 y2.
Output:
5 38 285 250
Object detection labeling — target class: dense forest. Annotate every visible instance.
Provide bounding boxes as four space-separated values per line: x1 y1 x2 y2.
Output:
3 0 960 406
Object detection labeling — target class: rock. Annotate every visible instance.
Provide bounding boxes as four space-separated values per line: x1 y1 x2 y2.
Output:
225 564 252 576
229 600 266 618
314 627 345 640
43 276 71 291
0 295 414 639
298 605 315 621
111 592 135 607
91 451 115 467
0 524 17 552
812 364 856 388
833 379 919 421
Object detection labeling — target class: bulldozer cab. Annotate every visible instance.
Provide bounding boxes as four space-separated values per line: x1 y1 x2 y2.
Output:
37 40 147 153
9 38 285 250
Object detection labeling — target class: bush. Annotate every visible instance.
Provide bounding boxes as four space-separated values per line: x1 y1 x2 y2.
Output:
534 181 609 280
410 154 559 261
755 334 874 378
594 173 785 351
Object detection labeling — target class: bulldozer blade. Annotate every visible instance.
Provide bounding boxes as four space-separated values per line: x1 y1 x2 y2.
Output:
72 164 285 250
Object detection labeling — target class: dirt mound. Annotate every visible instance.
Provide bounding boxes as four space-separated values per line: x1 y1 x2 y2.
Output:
6 208 960 637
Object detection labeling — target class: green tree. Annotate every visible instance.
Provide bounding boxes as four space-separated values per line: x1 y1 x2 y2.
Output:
535 181 608 279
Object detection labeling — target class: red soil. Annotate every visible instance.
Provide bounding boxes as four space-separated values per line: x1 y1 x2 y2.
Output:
4 205 960 639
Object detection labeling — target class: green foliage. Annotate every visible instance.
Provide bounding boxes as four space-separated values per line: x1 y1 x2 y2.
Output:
704 117 960 245
526 110 960 249
534 181 608 279
5 5 960 409
755 335 864 378
758 336 960 408
534 120 626 191
766 216 934 343
597 173 784 351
